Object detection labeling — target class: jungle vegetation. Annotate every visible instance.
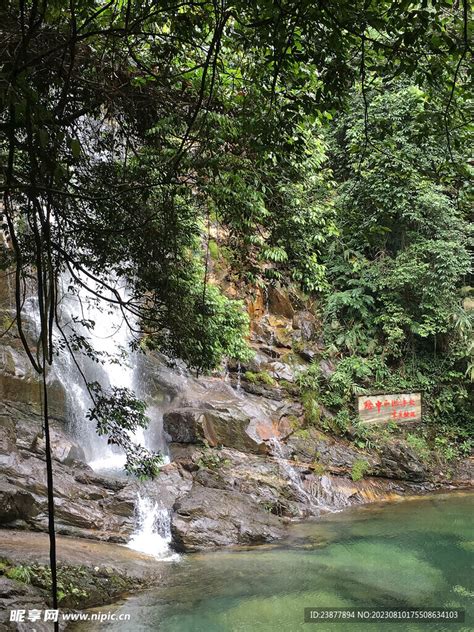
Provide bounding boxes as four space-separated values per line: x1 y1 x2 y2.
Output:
0 0 471 618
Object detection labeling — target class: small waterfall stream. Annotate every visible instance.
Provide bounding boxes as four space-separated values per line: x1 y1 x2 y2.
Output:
269 437 315 507
25 275 175 559
269 437 338 515
126 494 178 561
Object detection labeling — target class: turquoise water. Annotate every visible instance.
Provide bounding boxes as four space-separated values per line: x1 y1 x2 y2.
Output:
77 493 473 631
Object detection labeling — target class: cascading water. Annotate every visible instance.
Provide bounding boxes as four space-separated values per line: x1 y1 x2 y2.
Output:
269 437 337 515
236 361 242 392
53 278 141 470
126 494 178 561
40 275 176 559
315 475 351 510
269 437 314 507
222 357 230 382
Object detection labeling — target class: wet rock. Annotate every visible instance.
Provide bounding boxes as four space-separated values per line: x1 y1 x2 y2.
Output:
247 287 265 323
268 361 295 382
126 463 193 512
258 346 282 359
164 391 296 453
319 359 335 379
164 406 268 454
73 471 128 492
171 444 300 517
266 315 293 347
0 482 39 524
306 473 422 508
33 425 86 465
0 415 136 541
0 576 49 632
238 380 283 400
171 485 285 551
194 468 230 490
287 428 377 472
450 456 474 484
374 441 427 482
163 408 206 444
267 286 295 319
0 344 66 421
298 348 316 362
292 310 316 341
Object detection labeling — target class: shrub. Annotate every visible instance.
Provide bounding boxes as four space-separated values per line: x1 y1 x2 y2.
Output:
351 458 370 482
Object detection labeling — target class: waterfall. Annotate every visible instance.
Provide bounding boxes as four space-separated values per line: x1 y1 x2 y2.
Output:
50 274 172 472
52 277 179 558
269 437 315 508
269 437 339 515
236 361 242 392
222 357 229 382
126 494 178 561
21 273 178 558
315 475 351 510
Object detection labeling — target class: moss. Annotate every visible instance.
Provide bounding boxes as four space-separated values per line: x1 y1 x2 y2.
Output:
279 379 300 397
301 391 321 426
244 370 276 386
311 461 326 476
293 428 310 440
351 458 370 482
1 561 140 609
286 415 301 431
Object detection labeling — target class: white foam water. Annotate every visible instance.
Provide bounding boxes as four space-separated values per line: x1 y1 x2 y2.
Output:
269 437 315 507
126 493 179 561
269 437 340 516
22 272 180 558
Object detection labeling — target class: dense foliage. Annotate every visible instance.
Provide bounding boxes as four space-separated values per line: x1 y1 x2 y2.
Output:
0 0 470 463
298 81 472 458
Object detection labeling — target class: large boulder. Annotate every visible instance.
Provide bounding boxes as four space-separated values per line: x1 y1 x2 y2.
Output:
171 485 285 551
287 428 378 472
267 286 294 319
306 473 427 508
171 444 302 517
0 343 66 421
163 377 297 453
292 310 316 341
164 407 266 453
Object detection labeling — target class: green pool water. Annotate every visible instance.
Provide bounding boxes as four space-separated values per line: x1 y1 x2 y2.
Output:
77 492 473 631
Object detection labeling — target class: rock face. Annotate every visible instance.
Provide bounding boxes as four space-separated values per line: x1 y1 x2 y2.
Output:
163 376 300 454
0 396 194 542
164 405 275 454
375 441 427 482
172 485 285 551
